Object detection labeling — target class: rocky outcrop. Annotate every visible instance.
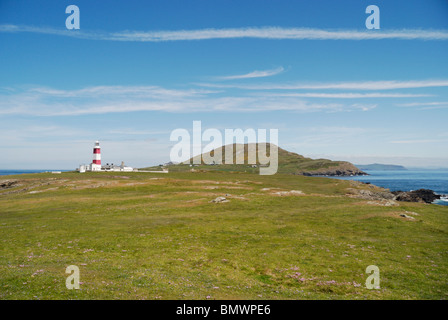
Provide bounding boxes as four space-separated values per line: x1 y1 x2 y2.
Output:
210 196 229 203
346 187 395 201
0 180 18 189
392 189 441 204
302 169 367 177
347 185 441 204
399 213 416 220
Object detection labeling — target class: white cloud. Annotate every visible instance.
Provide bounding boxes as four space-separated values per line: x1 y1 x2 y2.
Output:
216 67 284 80
397 101 448 108
197 79 448 91
28 85 216 98
2 24 448 41
256 92 430 98
0 85 380 116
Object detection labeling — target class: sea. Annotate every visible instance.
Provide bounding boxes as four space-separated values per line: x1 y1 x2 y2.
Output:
331 170 448 206
0 169 70 176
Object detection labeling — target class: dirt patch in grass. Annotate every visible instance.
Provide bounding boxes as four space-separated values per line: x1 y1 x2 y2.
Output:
270 190 304 196
358 211 417 221
353 200 399 207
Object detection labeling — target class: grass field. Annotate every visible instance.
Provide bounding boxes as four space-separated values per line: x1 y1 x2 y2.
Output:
1 171 447 299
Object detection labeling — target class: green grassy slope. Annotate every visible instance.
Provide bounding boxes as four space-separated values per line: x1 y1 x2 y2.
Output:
0 171 447 299
143 143 366 176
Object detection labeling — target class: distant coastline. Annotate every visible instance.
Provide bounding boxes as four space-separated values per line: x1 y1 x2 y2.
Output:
355 163 407 171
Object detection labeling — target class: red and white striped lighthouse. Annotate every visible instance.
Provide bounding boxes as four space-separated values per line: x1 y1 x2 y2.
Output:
91 140 102 171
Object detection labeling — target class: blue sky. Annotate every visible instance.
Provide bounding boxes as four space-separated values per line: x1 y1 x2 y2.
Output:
0 0 447 169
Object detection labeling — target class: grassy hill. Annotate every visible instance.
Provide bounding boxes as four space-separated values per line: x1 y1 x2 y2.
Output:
144 143 366 176
1 171 447 299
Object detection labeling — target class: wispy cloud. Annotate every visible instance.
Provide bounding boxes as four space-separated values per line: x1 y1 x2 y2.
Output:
27 85 216 98
397 101 448 107
197 79 448 91
396 101 448 110
216 67 284 80
2 24 448 41
256 92 430 98
0 85 377 116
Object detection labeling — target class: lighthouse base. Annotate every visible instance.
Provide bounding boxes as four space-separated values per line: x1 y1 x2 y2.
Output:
91 164 102 171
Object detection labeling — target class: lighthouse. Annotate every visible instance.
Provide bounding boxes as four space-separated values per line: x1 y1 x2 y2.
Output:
91 140 102 171
77 140 137 173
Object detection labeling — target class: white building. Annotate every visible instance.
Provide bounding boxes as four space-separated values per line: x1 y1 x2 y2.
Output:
77 141 136 173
